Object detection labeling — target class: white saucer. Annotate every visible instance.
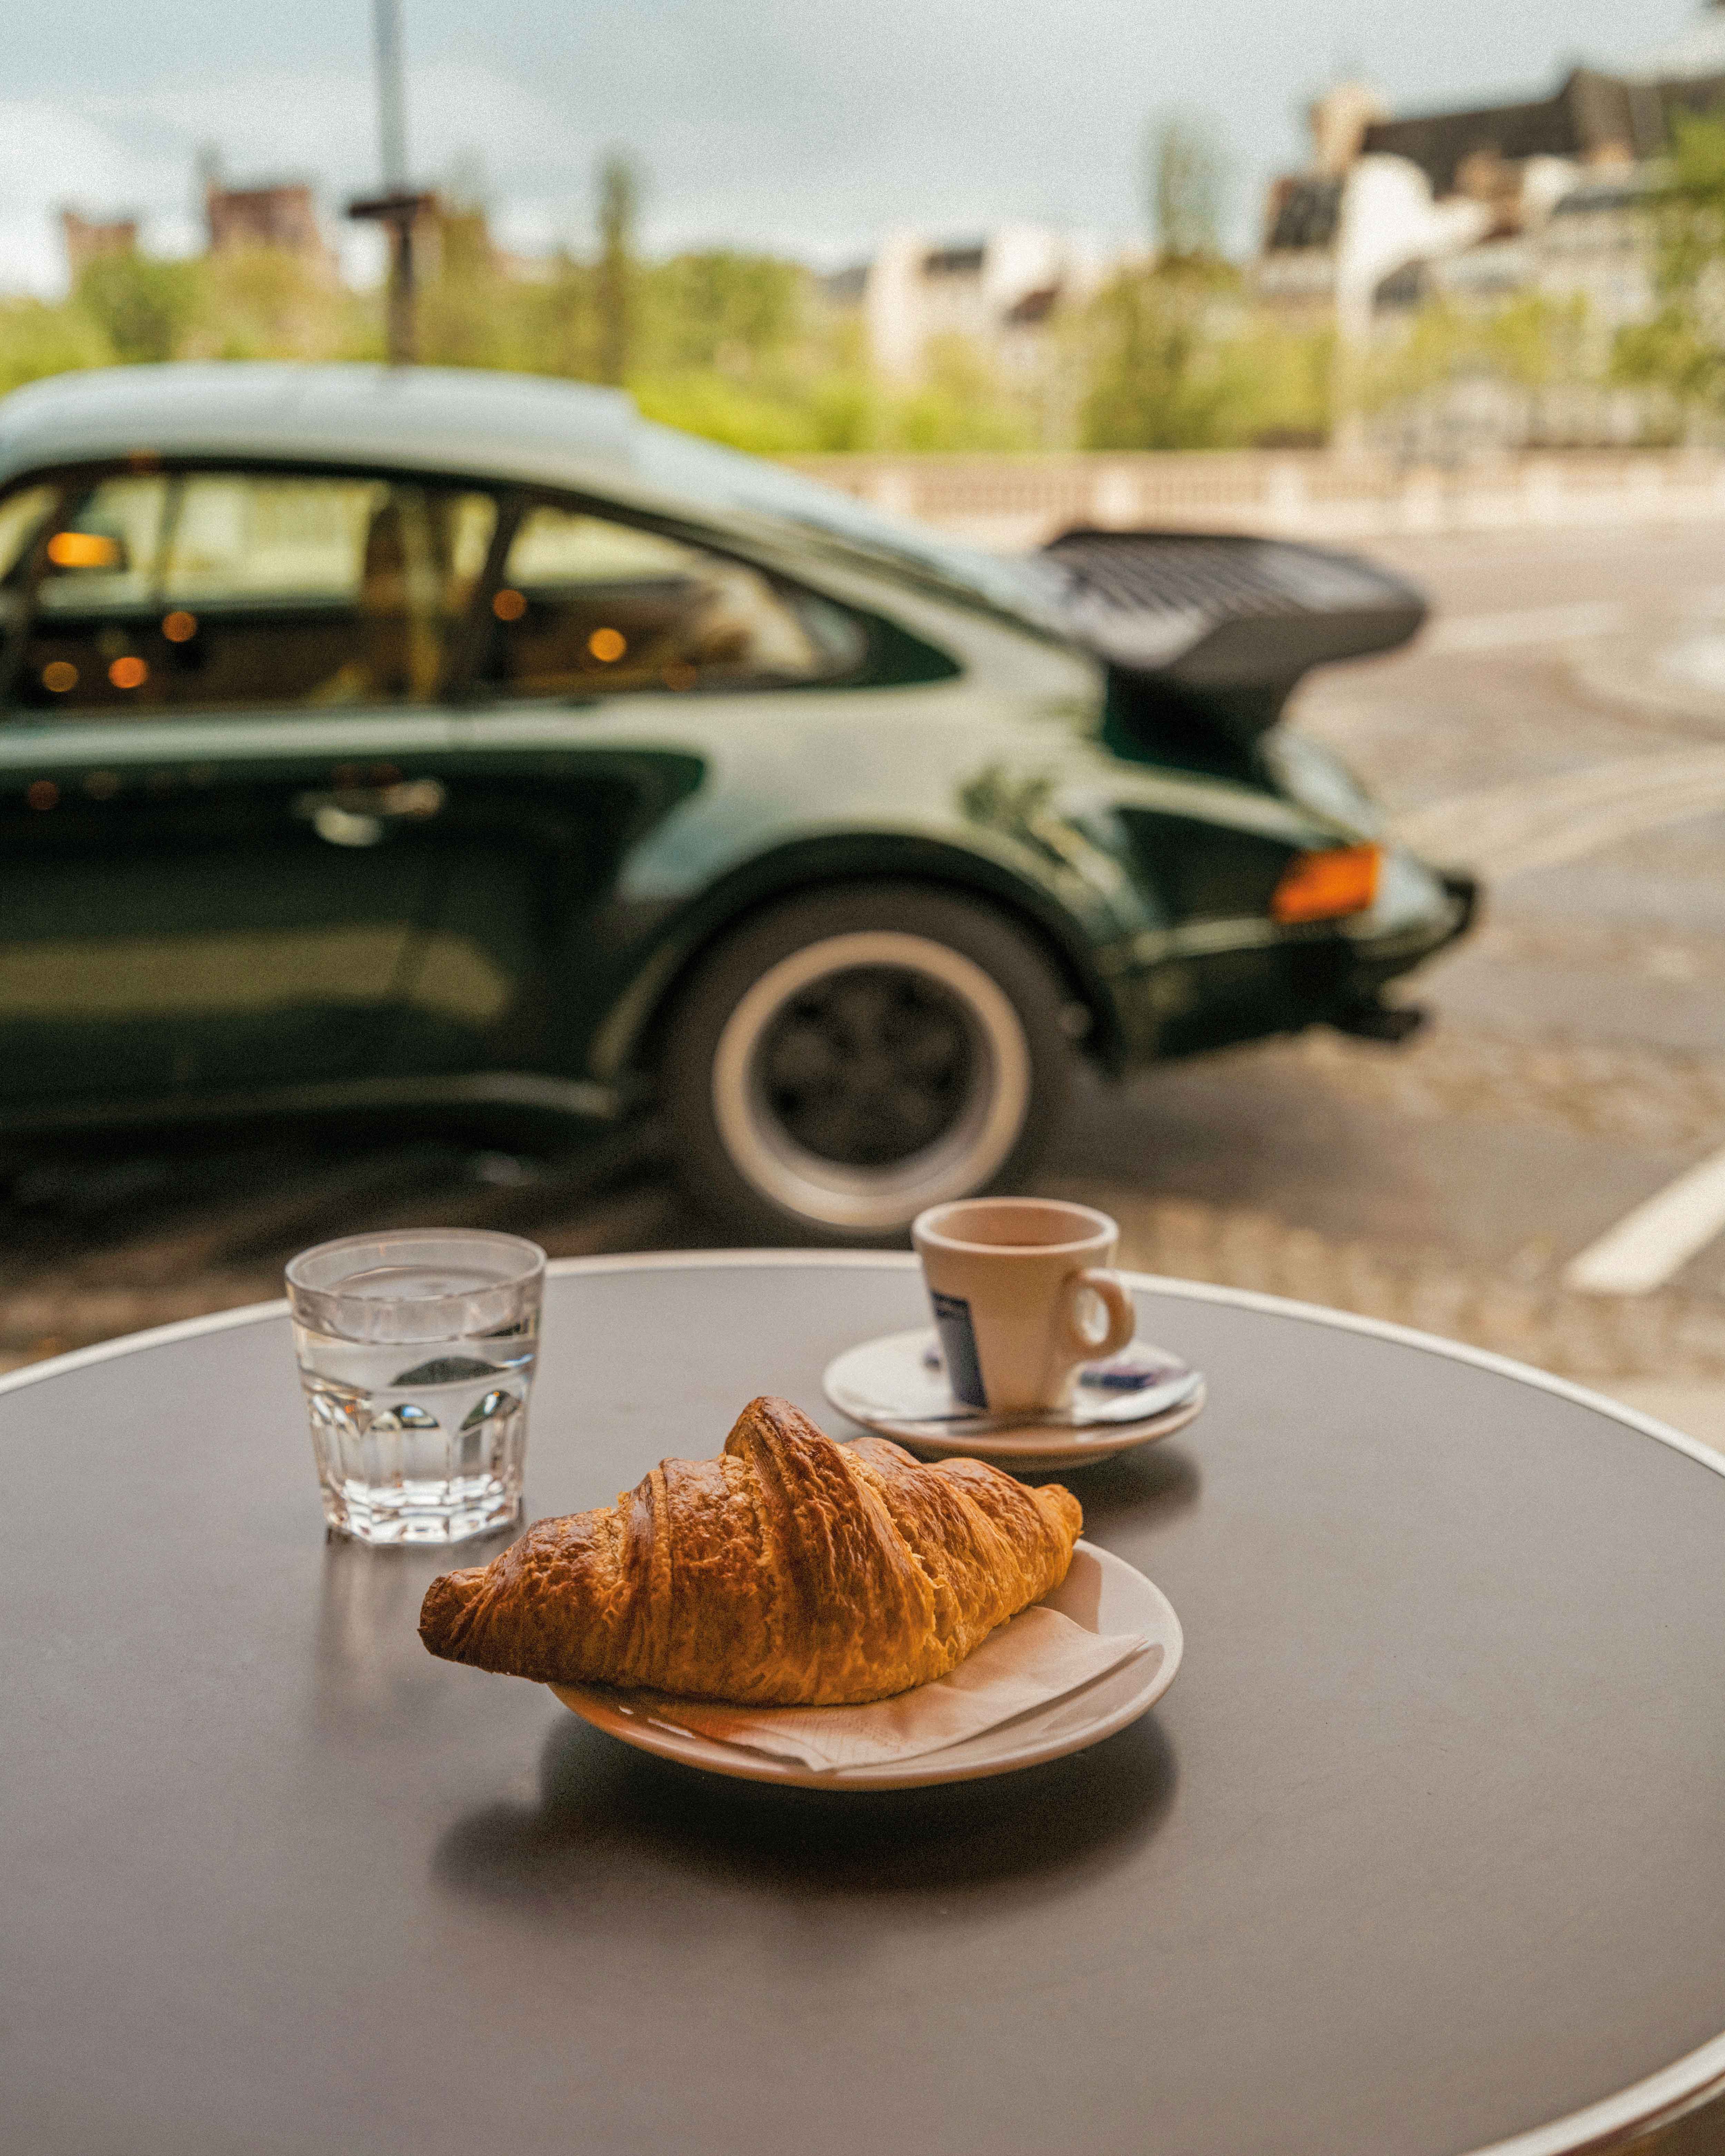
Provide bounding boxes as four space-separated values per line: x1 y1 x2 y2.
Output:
550 1542 1180 1790
822 1326 1206 1470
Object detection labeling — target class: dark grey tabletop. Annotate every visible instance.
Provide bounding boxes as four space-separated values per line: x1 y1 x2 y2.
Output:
6 1252 1725 2156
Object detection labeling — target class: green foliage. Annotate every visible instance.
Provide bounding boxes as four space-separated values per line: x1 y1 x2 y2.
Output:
510 254 601 380
629 336 1033 456
415 249 598 378
600 263 1031 452
802 372 880 452
1615 309 1717 405
886 334 1034 451
1224 315 1335 445
1080 264 1235 448
186 248 356 362
0 155 1334 461
75 252 200 364
0 296 111 394
437 206 494 285
631 371 826 453
1078 263 1331 449
1614 114 1725 409
643 251 803 373
1361 293 1590 412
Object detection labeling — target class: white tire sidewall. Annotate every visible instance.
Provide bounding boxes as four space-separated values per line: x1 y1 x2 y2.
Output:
709 929 1033 1233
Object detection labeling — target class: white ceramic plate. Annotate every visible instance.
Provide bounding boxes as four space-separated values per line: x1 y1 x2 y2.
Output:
822 1326 1206 1469
550 1542 1181 1790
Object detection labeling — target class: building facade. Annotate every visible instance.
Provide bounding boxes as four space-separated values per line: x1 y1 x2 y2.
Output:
205 181 339 284
1256 12 1725 447
58 211 138 279
1258 9 1725 325
859 227 1120 386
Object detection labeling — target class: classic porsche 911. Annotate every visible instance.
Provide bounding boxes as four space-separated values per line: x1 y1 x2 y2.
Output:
0 363 1472 1240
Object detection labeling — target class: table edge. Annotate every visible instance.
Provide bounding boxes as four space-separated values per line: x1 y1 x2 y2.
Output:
6 1249 1720 1476
4 1247 1722 2154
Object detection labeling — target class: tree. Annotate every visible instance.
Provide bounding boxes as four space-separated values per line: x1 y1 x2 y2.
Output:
1363 293 1588 414
187 248 352 362
521 249 601 382
1076 111 1255 449
1615 114 1725 413
643 251 803 374
1078 263 1238 448
1078 263 1335 450
889 334 1033 451
0 297 111 394
596 152 640 385
74 252 201 363
1148 112 1229 266
415 176 509 371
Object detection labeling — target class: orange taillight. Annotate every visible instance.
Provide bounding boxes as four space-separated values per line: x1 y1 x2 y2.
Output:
1271 843 1381 924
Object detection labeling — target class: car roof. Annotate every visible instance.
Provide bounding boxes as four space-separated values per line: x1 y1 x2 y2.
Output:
0 361 1067 631
0 362 640 492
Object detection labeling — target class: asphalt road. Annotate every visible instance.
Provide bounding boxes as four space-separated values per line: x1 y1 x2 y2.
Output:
8 518 1725 1397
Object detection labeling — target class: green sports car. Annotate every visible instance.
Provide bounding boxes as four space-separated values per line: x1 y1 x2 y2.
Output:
0 363 1472 1240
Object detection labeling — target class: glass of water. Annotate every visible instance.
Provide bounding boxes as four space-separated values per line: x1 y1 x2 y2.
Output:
286 1229 546 1546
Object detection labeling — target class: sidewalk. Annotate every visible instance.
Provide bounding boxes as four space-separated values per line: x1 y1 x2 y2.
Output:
1054 1178 1725 1461
1484 617 1725 1456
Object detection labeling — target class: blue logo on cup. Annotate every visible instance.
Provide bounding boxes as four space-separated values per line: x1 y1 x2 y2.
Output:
930 1289 986 1409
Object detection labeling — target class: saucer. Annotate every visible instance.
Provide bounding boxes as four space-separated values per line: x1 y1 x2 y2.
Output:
552 1542 1181 1789
822 1327 1206 1471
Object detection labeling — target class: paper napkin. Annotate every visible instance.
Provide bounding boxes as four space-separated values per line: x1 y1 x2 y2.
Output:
618 1606 1152 1772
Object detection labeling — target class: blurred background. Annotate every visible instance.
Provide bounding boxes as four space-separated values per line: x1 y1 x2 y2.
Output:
7 0 1725 1454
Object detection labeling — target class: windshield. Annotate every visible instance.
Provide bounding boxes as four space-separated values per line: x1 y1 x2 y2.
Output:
632 421 1072 628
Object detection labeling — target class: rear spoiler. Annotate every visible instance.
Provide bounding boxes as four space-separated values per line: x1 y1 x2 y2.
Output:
1042 528 1427 736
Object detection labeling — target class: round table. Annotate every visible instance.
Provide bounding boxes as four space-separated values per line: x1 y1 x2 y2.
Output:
6 1253 1725 2156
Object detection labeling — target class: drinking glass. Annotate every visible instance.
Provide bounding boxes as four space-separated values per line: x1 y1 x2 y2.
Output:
286 1229 545 1546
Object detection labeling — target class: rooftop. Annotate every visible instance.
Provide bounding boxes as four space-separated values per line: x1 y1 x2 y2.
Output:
1359 69 1655 197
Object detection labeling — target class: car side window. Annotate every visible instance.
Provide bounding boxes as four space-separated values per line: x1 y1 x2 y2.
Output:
15 469 496 715
0 480 59 675
479 500 862 698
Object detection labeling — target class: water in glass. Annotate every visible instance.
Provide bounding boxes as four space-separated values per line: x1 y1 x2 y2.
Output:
287 1234 544 1546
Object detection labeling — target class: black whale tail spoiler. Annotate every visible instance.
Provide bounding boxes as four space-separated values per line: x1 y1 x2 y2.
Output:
1042 528 1427 742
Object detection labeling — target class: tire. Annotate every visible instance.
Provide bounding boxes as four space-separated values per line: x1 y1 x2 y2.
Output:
660 882 1075 1244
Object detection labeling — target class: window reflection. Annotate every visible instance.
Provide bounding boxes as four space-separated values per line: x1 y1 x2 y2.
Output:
12 471 495 714
480 501 862 698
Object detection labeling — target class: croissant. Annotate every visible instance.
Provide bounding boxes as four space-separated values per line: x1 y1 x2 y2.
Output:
419 1394 1083 1704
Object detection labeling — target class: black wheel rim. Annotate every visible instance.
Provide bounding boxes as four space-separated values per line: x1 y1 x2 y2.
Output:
753 964 978 1169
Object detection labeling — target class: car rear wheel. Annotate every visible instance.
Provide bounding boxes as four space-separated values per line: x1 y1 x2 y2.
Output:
661 884 1075 1243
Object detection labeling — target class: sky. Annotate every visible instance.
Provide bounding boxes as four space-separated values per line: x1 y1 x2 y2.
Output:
0 0 1706 294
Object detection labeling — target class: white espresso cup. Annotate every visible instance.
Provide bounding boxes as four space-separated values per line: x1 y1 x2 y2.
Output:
911 1197 1136 1415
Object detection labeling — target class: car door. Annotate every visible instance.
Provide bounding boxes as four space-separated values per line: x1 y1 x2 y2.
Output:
0 462 495 1111
395 495 861 1089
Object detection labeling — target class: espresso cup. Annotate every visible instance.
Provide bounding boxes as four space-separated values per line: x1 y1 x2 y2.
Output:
910 1197 1136 1415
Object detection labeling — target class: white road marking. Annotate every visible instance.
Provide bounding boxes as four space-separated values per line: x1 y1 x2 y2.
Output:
1391 747 1725 876
1423 601 1628 653
1565 1142 1725 1295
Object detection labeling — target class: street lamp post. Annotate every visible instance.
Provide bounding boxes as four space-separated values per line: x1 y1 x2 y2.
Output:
346 0 429 365
348 189 431 364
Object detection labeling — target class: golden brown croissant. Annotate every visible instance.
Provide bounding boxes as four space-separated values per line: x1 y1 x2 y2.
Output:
418 1395 1082 1704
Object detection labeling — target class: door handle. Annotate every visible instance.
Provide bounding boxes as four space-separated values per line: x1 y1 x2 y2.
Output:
294 777 446 848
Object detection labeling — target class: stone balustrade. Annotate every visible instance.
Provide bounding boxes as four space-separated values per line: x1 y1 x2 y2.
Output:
783 449 1725 547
